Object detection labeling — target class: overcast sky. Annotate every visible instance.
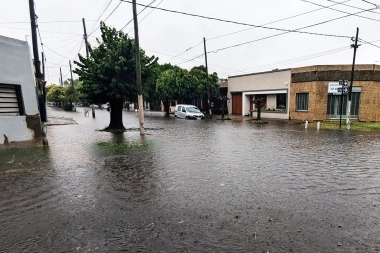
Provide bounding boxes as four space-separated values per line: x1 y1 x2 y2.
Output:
1 0 379 83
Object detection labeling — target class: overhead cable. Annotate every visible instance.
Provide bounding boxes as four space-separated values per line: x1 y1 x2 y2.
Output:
301 0 380 22
165 0 351 64
119 0 353 38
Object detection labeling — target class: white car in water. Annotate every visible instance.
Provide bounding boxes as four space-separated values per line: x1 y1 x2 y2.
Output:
174 104 205 120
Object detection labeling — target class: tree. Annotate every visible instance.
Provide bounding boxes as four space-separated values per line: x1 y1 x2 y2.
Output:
156 65 219 115
189 65 219 99
156 66 197 115
46 84 64 106
74 22 157 130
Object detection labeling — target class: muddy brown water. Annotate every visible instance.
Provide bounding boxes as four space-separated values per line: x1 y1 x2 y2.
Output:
1 107 380 252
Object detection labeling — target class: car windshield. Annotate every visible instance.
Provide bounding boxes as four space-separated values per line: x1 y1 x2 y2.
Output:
186 107 200 113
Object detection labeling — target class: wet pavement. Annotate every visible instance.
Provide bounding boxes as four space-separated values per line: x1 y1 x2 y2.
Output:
1 106 380 252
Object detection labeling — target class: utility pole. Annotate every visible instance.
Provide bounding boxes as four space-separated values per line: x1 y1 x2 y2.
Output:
82 18 94 117
82 18 89 58
60 67 63 86
41 52 45 80
132 0 145 135
42 52 47 112
29 0 47 145
69 60 76 112
29 0 41 79
346 27 359 126
204 37 212 119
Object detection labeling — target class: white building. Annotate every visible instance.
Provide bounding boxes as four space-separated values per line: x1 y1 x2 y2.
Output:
0 35 43 149
228 69 291 119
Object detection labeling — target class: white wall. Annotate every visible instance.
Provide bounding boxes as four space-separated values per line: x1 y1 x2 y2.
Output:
228 69 291 119
0 35 41 145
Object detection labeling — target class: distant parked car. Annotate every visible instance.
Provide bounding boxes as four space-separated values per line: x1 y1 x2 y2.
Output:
174 104 205 120
101 103 109 109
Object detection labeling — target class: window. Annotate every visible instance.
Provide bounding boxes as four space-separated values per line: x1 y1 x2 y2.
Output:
326 92 361 119
0 84 24 116
276 94 287 109
296 93 308 111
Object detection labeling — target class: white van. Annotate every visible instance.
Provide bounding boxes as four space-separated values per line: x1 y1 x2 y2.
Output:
174 104 205 120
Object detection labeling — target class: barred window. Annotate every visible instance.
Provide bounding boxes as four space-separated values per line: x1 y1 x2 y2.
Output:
0 84 24 116
296 93 308 111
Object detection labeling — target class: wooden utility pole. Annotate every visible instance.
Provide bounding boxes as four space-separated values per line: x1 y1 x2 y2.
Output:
82 18 89 58
60 67 63 86
204 37 212 119
346 27 359 125
82 17 95 117
42 52 47 112
29 0 47 145
132 0 145 135
29 0 42 79
69 60 76 112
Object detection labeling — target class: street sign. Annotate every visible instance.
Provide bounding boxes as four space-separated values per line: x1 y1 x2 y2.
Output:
337 86 348 94
339 80 348 86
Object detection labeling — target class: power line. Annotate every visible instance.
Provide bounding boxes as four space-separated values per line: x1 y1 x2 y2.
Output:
209 0 352 41
89 0 113 34
119 0 353 38
362 0 380 8
301 0 380 22
235 46 351 74
327 0 380 15
89 1 122 36
164 41 203 63
0 20 96 24
206 6 375 55
164 0 351 64
44 44 71 60
121 0 157 31
359 39 380 49
36 22 46 61
49 38 82 51
126 0 165 33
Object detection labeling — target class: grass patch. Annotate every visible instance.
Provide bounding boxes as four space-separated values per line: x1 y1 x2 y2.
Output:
248 119 269 124
307 121 380 131
97 141 150 151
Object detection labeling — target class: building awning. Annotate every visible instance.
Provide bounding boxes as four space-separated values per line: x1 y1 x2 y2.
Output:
243 89 287 95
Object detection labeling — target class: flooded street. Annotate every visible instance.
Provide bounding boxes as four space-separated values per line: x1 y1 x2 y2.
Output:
1 107 380 252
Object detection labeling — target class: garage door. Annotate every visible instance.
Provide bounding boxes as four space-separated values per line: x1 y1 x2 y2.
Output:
232 93 242 115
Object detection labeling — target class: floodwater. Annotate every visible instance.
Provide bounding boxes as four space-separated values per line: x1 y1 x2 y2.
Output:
1 107 380 252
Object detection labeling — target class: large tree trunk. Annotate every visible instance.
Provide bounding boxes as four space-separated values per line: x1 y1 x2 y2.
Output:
164 99 170 116
108 98 125 130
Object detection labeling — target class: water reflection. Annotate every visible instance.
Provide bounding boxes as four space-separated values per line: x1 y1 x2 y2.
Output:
1 108 380 252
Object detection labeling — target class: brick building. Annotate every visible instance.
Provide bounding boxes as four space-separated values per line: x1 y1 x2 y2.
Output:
290 64 380 122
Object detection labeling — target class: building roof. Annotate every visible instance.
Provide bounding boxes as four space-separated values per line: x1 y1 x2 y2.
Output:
228 68 291 79
291 64 380 73
219 80 228 88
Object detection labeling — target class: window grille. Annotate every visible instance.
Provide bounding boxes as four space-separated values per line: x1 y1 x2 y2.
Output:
0 84 24 116
296 93 308 111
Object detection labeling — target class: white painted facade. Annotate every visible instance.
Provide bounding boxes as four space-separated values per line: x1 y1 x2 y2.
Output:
0 35 42 148
228 69 291 119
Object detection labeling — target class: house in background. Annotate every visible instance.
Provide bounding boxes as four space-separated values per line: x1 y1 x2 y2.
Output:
290 64 380 121
228 69 291 119
0 35 43 149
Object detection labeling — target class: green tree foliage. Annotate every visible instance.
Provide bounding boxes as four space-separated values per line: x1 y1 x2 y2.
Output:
46 84 65 105
156 65 219 115
188 65 219 98
74 22 157 130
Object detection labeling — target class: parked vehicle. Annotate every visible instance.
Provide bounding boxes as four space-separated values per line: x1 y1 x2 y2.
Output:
174 104 205 120
101 103 109 110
